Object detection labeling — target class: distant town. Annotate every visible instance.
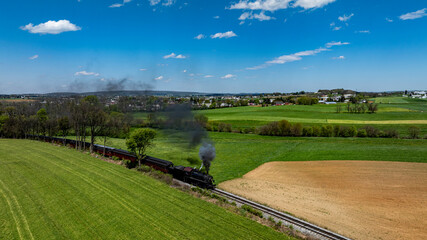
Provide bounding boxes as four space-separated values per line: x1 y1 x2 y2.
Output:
1 89 425 113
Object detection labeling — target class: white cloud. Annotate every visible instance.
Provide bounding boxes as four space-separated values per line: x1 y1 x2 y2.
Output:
248 41 349 70
109 0 132 8
266 48 327 64
182 69 187 73
267 55 302 64
294 48 327 56
75 71 100 76
385 18 393 22
149 0 161 5
356 30 370 34
221 74 236 79
239 12 251 20
239 11 273 21
229 0 290 11
229 0 335 11
163 53 187 59
399 8 427 20
139 68 147 71
29 55 39 60
338 13 354 22
329 13 354 31
20 20 81 34
326 41 350 48
162 0 175 6
211 31 237 39
229 0 292 11
194 34 205 40
154 76 164 80
204 75 214 78
332 56 345 60
149 0 174 6
213 16 220 19
109 3 124 8
292 0 336 9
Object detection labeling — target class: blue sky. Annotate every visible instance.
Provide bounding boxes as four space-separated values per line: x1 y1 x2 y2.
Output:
0 0 426 94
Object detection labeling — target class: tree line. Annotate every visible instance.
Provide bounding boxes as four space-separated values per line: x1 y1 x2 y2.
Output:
335 102 378 114
0 96 131 153
258 120 421 139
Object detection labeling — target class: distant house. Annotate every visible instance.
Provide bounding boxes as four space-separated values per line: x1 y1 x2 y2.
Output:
333 96 342 102
411 91 427 99
344 94 355 99
319 95 329 102
274 100 284 106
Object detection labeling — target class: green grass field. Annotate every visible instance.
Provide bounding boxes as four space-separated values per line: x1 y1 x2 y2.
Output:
0 139 292 240
98 131 427 184
194 103 426 125
133 97 427 136
192 98 427 136
373 96 410 104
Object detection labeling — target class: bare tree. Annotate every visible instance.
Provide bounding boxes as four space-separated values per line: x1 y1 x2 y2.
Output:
82 96 107 153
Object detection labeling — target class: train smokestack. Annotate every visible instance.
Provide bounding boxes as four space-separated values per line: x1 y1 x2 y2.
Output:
199 142 216 174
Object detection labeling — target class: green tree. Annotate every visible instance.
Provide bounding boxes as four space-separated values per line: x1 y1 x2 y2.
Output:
195 114 208 128
58 116 70 144
367 103 378 114
0 115 8 138
409 126 420 139
277 120 291 136
37 108 48 135
126 128 157 167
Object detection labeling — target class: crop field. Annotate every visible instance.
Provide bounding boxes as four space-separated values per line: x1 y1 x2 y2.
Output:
0 139 292 240
220 161 427 240
373 96 416 104
97 131 427 183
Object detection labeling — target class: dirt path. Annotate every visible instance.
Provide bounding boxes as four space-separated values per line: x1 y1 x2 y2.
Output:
219 161 427 240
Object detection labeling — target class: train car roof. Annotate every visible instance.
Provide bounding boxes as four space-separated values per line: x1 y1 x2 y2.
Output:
145 156 173 167
93 144 115 150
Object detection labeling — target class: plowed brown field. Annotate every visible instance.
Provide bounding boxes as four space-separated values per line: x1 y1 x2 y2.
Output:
219 161 427 240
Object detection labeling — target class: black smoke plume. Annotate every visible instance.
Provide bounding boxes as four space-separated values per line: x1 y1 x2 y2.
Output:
67 77 154 93
164 103 207 148
163 103 216 173
98 78 128 91
199 142 216 174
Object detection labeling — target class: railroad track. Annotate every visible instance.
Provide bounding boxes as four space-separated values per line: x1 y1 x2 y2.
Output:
212 188 352 240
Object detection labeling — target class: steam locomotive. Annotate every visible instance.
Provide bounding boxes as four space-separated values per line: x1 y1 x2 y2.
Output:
30 135 215 189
